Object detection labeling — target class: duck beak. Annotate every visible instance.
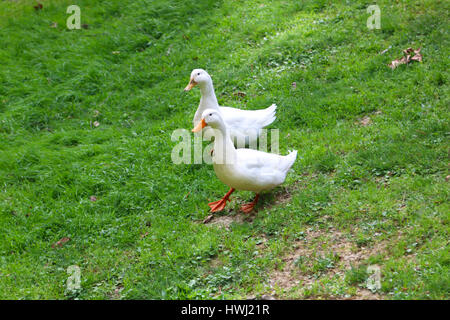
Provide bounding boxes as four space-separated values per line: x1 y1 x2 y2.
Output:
184 78 197 91
192 118 207 132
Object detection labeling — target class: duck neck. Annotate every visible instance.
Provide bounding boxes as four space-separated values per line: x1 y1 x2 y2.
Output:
194 80 220 126
213 124 236 165
199 80 219 110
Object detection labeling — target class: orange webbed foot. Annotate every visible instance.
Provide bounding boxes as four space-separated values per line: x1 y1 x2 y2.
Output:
240 194 260 214
240 203 256 213
208 188 235 213
208 199 227 212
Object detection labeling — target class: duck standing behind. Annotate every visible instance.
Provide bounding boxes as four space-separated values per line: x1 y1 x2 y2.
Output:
185 69 277 147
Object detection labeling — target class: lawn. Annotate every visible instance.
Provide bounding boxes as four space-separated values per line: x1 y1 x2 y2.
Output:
0 0 448 299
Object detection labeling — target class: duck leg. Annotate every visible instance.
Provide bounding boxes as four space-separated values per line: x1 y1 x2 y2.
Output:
240 194 260 213
208 188 235 212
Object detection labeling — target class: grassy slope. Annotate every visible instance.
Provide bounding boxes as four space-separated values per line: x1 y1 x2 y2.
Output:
0 0 448 299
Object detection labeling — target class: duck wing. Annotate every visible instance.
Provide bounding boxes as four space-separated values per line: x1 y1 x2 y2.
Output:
219 103 277 131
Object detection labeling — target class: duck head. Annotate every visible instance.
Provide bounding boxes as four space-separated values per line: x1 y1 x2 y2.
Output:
192 109 223 132
184 69 211 91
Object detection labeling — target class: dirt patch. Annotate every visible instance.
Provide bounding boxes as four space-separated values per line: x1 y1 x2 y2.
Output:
268 227 388 299
202 213 252 230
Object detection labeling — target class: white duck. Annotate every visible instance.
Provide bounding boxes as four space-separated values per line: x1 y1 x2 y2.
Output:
192 109 297 213
185 69 277 147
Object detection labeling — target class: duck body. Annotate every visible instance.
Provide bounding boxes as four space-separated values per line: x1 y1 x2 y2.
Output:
187 69 277 147
213 148 297 193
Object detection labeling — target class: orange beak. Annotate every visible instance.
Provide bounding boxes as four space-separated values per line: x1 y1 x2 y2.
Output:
184 78 197 91
192 118 207 133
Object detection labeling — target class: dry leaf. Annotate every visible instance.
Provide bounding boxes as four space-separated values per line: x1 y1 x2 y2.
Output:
388 56 408 70
50 22 58 28
112 51 120 55
81 24 89 29
34 3 43 11
93 121 100 127
292 82 297 89
52 237 70 248
90 195 97 202
388 47 423 69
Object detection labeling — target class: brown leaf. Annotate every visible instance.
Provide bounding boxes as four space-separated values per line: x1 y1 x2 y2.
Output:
388 47 423 69
81 24 89 29
34 3 43 11
411 50 422 62
52 237 70 248
388 56 408 70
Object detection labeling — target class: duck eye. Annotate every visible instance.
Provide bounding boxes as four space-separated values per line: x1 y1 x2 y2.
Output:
209 113 212 116
197 73 201 76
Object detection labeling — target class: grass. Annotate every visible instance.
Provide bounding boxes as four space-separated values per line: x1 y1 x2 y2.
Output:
0 0 448 299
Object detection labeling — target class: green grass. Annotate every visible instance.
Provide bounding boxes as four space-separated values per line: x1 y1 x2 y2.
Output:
0 0 448 299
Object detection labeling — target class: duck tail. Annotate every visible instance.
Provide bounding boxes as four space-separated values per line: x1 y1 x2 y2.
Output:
283 149 297 172
259 103 277 127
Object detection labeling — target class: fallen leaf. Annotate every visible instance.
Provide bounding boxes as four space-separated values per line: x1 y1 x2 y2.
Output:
93 121 100 127
388 47 423 69
81 24 89 29
140 232 149 239
52 237 70 248
90 195 97 202
233 92 246 98
388 56 408 70
292 82 297 89
50 22 58 28
34 3 43 11
112 51 120 55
